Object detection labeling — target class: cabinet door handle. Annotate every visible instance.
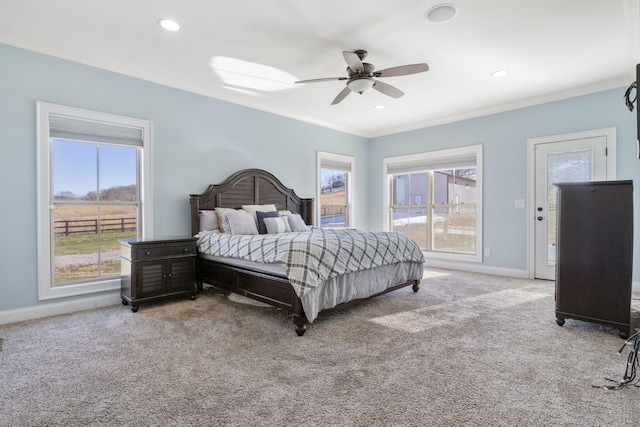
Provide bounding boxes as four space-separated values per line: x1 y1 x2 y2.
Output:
145 251 151 256
183 248 188 252
537 216 544 221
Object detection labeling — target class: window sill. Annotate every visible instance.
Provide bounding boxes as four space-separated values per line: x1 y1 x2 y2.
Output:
38 277 121 301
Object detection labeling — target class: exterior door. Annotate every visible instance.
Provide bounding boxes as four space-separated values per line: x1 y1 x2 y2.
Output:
533 135 608 280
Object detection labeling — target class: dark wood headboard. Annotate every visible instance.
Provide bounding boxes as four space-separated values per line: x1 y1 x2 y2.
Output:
190 168 314 236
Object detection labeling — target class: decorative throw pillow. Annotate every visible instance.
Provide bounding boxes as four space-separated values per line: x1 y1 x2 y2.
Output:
264 216 291 234
227 209 259 235
284 213 310 232
199 210 220 232
215 207 238 233
242 204 277 227
256 210 280 234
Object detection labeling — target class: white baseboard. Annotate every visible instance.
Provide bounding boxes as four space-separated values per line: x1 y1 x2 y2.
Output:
0 293 121 326
424 259 530 279
424 259 640 294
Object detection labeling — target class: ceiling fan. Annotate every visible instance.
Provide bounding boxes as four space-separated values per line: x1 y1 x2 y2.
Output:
294 49 429 105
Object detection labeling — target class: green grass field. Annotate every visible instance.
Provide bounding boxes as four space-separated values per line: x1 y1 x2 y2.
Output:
54 230 134 256
54 230 135 284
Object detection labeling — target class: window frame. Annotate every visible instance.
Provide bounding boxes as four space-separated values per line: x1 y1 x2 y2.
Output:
316 151 354 228
383 145 483 262
36 102 153 300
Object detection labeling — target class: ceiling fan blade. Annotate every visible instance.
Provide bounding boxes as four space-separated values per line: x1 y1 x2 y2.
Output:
342 51 364 73
374 63 429 78
331 86 351 105
372 80 404 98
295 77 347 84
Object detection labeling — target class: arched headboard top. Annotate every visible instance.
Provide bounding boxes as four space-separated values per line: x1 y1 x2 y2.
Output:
190 168 314 236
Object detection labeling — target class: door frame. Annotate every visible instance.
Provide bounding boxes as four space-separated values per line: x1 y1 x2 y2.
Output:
526 128 617 279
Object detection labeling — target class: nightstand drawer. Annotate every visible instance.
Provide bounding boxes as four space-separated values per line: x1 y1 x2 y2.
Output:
135 243 196 259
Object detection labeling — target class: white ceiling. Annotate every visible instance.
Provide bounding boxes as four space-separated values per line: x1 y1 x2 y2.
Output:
1 0 639 137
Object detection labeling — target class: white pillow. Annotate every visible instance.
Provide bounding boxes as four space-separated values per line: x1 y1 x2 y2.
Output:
264 216 291 234
284 213 310 232
227 210 259 235
199 210 220 232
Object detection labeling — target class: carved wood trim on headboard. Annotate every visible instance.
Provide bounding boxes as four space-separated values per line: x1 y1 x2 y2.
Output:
190 169 314 236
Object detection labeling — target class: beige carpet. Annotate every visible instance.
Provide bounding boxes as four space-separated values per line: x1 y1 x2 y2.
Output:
1 269 639 426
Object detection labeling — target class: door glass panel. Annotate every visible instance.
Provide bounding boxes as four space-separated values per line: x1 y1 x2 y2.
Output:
545 150 591 264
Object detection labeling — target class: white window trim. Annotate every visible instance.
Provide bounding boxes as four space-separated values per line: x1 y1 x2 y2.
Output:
316 151 355 228
36 102 153 300
382 144 483 263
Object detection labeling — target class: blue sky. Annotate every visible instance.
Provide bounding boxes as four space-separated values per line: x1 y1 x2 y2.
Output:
52 140 137 197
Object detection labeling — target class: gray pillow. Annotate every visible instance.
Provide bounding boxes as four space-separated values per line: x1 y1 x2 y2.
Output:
227 210 259 235
285 213 310 232
256 210 280 234
264 216 291 234
199 210 220 232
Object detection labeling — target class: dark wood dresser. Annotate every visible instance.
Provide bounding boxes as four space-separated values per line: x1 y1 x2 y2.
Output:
555 180 633 338
119 236 197 312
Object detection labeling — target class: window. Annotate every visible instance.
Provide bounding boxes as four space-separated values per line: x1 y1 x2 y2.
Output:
384 145 482 262
37 102 152 300
317 151 354 228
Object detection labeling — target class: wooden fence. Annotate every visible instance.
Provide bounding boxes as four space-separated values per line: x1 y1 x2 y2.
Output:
54 217 136 236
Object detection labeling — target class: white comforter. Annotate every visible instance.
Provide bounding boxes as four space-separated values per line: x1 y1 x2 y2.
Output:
197 228 425 298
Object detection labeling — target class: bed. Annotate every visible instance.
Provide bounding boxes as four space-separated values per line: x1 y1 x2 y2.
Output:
190 168 424 336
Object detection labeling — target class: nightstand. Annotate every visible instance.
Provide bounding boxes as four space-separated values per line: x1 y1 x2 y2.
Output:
119 236 197 312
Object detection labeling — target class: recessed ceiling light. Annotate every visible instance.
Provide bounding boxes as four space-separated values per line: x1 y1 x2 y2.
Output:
373 105 385 110
158 19 180 32
491 70 509 77
425 4 458 23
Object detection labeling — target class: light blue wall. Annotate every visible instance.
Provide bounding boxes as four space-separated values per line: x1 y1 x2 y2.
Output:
0 44 368 311
1 42 638 315
368 88 640 277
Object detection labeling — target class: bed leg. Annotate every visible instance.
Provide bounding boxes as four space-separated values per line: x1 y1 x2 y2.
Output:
412 281 420 292
294 316 307 336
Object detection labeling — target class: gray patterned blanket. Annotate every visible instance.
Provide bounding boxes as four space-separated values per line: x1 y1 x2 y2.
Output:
197 228 424 297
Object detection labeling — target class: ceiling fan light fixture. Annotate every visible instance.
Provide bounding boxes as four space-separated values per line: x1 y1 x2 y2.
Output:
347 78 374 94
425 4 458 23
